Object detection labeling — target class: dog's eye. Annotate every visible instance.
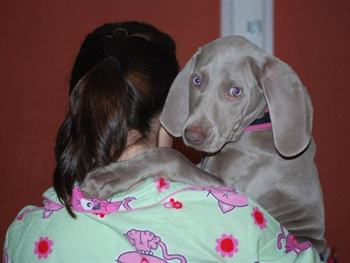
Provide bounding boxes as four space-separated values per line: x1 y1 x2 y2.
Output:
192 76 202 86
80 198 94 210
229 87 242 98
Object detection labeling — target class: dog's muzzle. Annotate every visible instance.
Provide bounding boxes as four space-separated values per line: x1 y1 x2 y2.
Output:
184 127 207 146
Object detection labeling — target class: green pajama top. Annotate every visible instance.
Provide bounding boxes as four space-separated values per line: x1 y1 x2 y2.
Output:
4 177 322 263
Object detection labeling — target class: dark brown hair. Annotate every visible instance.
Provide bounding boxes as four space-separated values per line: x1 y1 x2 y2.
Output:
53 22 179 217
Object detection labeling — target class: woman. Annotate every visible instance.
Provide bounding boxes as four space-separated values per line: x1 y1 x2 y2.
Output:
4 22 321 262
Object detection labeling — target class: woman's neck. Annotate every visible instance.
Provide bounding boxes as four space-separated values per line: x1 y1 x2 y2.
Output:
118 144 152 161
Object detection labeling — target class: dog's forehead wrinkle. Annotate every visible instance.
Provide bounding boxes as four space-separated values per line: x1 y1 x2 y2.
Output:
206 57 255 89
198 44 239 65
202 37 267 65
194 56 217 72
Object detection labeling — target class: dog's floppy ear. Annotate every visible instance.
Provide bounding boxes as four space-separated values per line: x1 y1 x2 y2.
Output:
160 48 202 137
259 57 313 157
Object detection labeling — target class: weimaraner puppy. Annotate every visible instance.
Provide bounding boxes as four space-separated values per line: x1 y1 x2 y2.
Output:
81 36 325 253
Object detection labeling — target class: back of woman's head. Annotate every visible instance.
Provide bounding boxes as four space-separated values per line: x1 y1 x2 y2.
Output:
54 22 179 216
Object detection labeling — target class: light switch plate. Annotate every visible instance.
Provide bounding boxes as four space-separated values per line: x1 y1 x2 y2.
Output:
221 0 274 55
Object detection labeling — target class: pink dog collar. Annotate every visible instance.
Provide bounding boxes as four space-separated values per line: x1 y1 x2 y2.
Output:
244 108 272 133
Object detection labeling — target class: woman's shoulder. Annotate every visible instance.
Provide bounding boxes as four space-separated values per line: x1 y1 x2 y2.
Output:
172 184 279 232
6 187 62 223
5 187 71 242
129 178 280 240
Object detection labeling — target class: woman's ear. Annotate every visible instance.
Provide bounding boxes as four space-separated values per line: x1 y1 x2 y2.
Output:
158 125 173 148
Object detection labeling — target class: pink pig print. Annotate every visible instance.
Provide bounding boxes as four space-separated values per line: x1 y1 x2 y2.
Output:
208 187 249 213
3 248 9 263
72 186 135 214
277 225 312 255
117 229 187 263
15 197 64 220
16 197 64 220
42 197 64 218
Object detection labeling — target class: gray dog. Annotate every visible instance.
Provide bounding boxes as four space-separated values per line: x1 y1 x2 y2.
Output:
82 36 326 253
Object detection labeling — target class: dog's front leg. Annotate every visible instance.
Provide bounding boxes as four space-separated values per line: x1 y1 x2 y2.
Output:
81 147 223 199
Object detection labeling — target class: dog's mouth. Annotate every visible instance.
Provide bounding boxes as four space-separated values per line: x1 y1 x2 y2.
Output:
191 109 271 152
183 126 238 153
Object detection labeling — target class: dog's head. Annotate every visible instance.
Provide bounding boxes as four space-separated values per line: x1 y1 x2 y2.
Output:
160 36 313 157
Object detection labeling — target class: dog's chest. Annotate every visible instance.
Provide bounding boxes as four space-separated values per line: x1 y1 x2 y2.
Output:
200 128 315 195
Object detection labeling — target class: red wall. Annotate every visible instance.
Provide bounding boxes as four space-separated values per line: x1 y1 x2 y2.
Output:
0 0 219 251
275 1 350 261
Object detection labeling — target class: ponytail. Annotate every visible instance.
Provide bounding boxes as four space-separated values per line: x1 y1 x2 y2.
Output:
54 58 129 216
53 22 179 217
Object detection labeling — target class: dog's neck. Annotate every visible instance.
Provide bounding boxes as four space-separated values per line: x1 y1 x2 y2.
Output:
243 109 272 133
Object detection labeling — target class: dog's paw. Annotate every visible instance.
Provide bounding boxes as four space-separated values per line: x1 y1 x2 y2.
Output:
81 169 118 199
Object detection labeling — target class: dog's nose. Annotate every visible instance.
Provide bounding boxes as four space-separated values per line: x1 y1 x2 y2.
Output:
184 127 206 145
